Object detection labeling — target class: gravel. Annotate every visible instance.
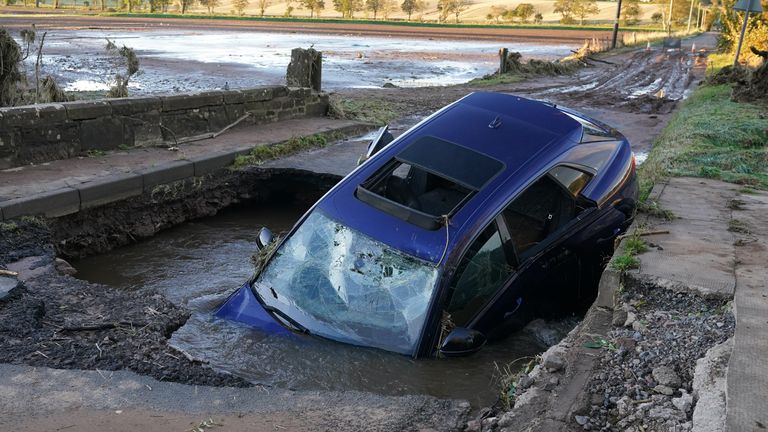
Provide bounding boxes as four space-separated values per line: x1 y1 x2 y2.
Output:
579 280 735 431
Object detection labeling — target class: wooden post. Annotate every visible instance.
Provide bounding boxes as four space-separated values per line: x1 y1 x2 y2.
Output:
498 48 508 75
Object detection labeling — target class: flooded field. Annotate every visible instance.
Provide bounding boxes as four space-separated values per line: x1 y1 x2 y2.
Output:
74 202 575 406
30 29 577 93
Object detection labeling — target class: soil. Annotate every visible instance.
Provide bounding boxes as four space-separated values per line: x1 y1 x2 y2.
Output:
0 168 339 388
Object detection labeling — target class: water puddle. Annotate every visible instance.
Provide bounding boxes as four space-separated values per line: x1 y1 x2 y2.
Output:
74 202 572 406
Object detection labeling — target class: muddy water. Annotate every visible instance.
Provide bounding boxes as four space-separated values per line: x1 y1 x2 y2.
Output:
74 203 565 406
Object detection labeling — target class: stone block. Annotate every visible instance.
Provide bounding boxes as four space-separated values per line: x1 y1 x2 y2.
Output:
0 129 19 169
272 86 289 98
0 187 80 219
141 160 195 191
305 101 328 117
241 87 276 103
78 173 143 209
18 123 80 163
80 117 126 151
64 100 112 120
160 111 212 138
287 87 312 99
109 96 162 116
121 110 163 147
161 92 223 112
0 103 67 127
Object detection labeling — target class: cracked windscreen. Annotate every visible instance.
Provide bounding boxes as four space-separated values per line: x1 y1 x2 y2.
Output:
253 211 439 355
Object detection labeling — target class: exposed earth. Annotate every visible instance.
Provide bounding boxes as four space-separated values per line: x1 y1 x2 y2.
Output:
0 16 722 430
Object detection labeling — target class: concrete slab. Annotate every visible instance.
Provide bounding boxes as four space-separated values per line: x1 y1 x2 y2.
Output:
78 174 143 209
631 178 738 299
141 160 195 191
725 190 768 432
0 187 80 219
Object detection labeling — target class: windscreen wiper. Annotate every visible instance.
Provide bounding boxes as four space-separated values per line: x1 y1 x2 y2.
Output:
263 305 310 334
250 284 310 334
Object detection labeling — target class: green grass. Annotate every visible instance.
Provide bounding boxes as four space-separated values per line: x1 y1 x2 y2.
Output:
706 53 734 76
610 254 640 272
233 131 347 168
101 12 666 32
623 235 648 255
328 97 400 125
638 84 768 201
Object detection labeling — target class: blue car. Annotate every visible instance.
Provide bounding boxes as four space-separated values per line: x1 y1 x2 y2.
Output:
217 92 638 358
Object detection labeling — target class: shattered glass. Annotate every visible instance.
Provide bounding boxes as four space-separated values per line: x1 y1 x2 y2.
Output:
254 211 439 355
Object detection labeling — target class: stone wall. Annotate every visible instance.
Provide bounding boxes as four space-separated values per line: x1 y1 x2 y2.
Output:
0 86 328 169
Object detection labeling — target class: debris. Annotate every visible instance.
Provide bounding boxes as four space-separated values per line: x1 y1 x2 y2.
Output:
652 366 682 388
542 346 567 371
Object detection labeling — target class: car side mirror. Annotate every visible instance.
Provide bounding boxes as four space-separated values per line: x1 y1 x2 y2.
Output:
439 327 487 357
256 227 274 250
357 125 394 166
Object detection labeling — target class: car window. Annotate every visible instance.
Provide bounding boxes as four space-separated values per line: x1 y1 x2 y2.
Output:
549 166 592 196
446 223 513 326
502 172 577 261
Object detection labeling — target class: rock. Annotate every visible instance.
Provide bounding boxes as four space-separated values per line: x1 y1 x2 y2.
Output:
518 374 534 390
542 346 567 372
0 276 20 301
497 410 516 428
653 385 674 396
513 388 546 410
465 419 481 432
55 258 77 276
523 319 565 347
482 416 498 429
624 311 637 327
543 376 560 391
692 339 732 432
612 309 628 326
575 415 589 425
672 390 693 413
382 82 398 88
652 366 681 387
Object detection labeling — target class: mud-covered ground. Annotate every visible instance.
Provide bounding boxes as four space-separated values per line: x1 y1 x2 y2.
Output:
0 168 337 388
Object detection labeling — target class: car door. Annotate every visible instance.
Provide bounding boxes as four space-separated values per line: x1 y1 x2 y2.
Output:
442 165 595 340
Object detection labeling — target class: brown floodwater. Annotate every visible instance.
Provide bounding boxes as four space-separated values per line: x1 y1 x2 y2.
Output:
74 202 574 406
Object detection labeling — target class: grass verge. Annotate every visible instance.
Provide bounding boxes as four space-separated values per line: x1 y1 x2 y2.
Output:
233 130 349 168
637 84 768 201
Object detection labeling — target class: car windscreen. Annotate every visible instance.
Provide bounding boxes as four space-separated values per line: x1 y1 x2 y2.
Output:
253 210 439 355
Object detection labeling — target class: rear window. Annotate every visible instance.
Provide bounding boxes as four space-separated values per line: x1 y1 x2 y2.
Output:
356 136 504 230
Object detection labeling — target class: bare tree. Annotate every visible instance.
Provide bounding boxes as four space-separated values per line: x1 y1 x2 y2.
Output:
199 0 220 13
365 0 383 18
257 0 269 15
179 0 195 13
233 0 249 14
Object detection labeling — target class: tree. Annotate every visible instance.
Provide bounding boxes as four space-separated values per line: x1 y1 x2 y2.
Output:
233 0 249 14
651 11 663 23
381 0 395 18
283 0 293 15
622 0 641 25
257 0 269 15
533 11 543 22
179 0 195 12
150 0 171 12
401 0 419 20
553 0 576 23
487 5 508 23
333 0 362 17
366 0 383 18
199 0 219 13
300 0 324 17
514 3 536 22
437 0 472 23
573 0 598 25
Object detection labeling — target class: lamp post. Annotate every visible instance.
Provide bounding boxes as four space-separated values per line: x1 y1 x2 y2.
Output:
733 0 764 66
699 0 711 29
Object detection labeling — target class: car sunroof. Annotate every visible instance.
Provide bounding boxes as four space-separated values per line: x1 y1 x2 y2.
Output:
356 136 504 230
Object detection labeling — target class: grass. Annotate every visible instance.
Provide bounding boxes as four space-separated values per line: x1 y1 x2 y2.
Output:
623 235 648 255
233 130 347 168
328 96 400 125
610 253 640 272
706 53 734 76
637 84 768 201
100 12 666 32
494 356 538 409
468 74 526 86
0 221 19 233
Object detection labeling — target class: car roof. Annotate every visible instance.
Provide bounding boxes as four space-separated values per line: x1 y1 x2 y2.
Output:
318 92 593 264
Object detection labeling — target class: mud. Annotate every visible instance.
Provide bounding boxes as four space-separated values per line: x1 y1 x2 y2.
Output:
0 167 339 389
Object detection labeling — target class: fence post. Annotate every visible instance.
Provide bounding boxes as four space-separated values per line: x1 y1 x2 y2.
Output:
499 48 509 75
286 47 323 92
